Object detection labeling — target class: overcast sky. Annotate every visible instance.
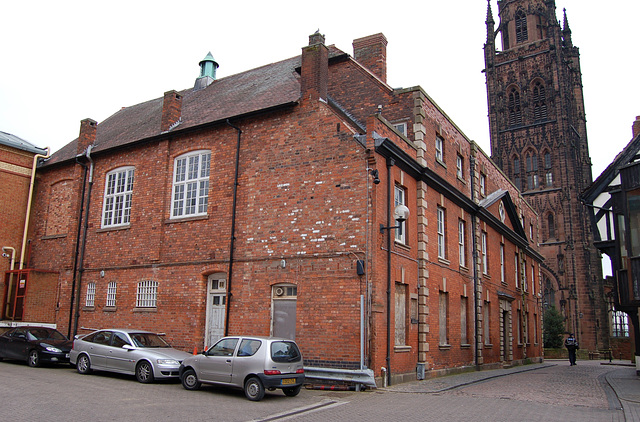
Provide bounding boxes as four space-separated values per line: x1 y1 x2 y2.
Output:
1 1 638 178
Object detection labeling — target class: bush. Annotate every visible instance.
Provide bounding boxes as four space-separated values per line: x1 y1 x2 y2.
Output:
543 305 564 348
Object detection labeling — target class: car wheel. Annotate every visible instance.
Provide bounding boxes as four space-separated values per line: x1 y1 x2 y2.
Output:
76 354 92 374
135 361 154 383
282 385 302 397
244 376 265 401
27 350 40 367
181 369 201 391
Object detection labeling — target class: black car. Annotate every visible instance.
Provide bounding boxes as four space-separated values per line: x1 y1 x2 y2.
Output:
0 326 72 367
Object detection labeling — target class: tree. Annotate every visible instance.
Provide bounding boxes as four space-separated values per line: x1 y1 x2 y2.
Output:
543 305 565 348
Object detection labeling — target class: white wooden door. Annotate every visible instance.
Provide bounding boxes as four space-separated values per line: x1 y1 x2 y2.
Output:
205 274 226 348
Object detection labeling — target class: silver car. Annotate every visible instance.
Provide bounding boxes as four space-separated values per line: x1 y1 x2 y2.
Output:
70 329 191 383
179 336 305 401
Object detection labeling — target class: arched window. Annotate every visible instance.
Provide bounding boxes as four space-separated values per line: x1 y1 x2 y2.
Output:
515 10 528 43
508 87 522 127
532 82 548 121
547 213 555 240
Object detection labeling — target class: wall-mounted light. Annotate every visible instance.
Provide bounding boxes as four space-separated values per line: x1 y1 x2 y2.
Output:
369 169 380 185
380 204 410 233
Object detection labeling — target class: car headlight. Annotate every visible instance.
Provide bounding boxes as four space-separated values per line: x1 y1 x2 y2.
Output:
45 346 62 353
156 359 179 365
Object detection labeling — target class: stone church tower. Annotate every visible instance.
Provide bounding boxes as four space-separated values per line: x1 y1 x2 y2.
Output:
483 0 608 351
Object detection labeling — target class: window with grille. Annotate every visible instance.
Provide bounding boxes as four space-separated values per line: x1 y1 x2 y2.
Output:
106 281 117 307
136 280 158 308
548 213 555 239
611 310 629 337
515 10 528 43
508 88 522 126
171 150 211 218
85 282 96 307
102 167 134 228
533 82 547 121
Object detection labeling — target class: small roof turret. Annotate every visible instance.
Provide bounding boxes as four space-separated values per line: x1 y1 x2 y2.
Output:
194 52 219 91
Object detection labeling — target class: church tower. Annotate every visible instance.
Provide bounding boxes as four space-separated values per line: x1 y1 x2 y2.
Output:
483 0 608 351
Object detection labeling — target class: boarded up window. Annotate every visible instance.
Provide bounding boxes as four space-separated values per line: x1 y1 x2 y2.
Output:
395 283 406 346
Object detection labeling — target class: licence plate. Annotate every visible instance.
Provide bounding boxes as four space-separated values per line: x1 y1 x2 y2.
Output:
281 378 296 385
65 353 70 358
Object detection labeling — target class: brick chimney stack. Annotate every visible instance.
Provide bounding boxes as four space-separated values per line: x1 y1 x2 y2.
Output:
77 118 97 155
353 33 388 83
633 116 640 139
161 90 183 132
300 31 328 102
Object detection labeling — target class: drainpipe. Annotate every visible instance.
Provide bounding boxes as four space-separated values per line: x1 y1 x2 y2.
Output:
224 120 242 336
72 146 94 337
19 147 50 269
385 157 394 386
470 154 480 369
68 157 89 338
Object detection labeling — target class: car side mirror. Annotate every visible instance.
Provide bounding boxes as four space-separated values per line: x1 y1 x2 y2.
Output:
122 344 135 351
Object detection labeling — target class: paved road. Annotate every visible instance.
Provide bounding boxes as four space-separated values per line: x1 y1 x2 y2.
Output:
0 359 631 421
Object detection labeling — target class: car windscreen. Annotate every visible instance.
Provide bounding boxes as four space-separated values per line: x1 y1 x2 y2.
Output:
130 333 171 348
270 341 301 363
27 328 66 341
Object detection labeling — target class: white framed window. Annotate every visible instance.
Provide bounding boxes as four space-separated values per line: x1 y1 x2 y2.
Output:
136 280 158 308
523 259 528 292
102 167 134 228
393 122 407 136
458 219 466 267
437 207 446 259
394 185 407 244
85 282 96 307
171 150 211 218
480 173 486 196
435 136 444 162
456 154 463 179
546 172 553 187
106 281 117 307
611 310 629 337
500 244 505 283
481 231 488 274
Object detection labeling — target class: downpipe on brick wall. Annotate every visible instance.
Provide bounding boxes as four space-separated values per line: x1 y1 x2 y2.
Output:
224 120 242 336
68 154 88 338
72 145 94 337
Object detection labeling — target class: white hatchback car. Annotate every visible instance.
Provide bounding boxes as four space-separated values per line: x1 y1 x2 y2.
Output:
179 336 305 401
70 329 191 383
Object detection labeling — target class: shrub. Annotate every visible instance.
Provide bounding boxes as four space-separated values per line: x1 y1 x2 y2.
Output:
543 305 564 348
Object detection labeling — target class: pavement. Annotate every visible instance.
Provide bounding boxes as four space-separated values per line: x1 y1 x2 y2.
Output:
384 358 640 422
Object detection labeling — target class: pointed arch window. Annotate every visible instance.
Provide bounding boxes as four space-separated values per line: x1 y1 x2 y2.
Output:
513 156 521 190
533 82 548 121
508 87 522 127
515 10 528 43
547 213 555 240
526 151 538 190
544 151 553 187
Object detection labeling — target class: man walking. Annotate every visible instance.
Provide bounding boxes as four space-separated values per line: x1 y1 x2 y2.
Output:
565 333 579 366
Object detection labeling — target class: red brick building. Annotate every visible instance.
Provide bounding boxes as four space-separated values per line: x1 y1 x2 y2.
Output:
483 0 607 352
22 32 543 385
0 131 51 324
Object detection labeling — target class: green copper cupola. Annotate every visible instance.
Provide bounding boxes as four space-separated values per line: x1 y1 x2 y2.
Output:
194 52 219 91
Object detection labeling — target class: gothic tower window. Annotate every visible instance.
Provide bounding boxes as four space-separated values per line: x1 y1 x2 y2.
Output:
547 213 555 240
515 10 528 43
508 87 522 127
525 151 538 190
512 156 521 190
532 81 547 121
543 151 553 187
